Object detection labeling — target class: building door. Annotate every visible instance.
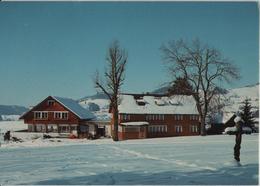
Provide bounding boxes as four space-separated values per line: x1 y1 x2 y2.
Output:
97 126 105 137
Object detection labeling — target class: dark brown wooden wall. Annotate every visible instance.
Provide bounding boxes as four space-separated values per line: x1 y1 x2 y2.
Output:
23 96 80 125
115 113 200 138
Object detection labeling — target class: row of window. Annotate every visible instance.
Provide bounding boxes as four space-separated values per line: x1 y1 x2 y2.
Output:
190 115 199 120
120 114 199 121
148 125 167 133
174 115 183 120
173 115 199 121
29 124 78 133
174 125 198 133
54 112 68 120
34 111 68 120
34 112 48 119
147 125 198 133
146 114 165 121
175 125 183 133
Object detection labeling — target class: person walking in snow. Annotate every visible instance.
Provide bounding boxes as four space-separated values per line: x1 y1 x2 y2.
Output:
234 116 244 162
4 131 11 141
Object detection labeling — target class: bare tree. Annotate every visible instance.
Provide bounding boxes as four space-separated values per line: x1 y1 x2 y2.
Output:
161 39 240 135
95 41 127 141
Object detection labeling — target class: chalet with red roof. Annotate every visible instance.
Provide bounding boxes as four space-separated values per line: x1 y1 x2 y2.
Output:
20 96 97 138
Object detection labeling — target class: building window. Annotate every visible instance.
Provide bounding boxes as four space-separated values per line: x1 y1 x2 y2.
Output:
47 125 58 132
54 112 68 120
35 112 41 119
148 125 167 133
175 125 182 133
42 112 48 119
190 115 198 120
36 124 45 132
55 112 61 119
47 100 55 106
174 115 183 120
190 125 198 133
34 112 48 120
70 126 77 131
146 114 164 121
162 115 165 120
36 125 42 132
62 112 68 119
59 125 70 133
122 114 130 121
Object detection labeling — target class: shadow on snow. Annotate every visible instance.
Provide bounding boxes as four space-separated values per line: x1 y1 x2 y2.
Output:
27 163 258 185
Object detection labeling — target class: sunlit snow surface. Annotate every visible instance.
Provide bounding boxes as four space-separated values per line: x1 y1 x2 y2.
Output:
0 134 258 185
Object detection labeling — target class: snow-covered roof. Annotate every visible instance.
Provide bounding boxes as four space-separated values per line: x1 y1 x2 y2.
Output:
211 112 236 124
224 126 252 134
121 122 149 126
118 95 199 115
53 96 94 120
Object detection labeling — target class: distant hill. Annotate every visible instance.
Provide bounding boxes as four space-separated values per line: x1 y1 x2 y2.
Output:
0 105 28 116
151 85 170 94
78 92 109 102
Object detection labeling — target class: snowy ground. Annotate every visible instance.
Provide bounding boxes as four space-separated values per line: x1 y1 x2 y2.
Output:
0 120 27 133
0 133 258 185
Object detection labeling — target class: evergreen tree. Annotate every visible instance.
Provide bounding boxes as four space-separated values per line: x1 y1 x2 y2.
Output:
168 77 194 95
240 99 255 129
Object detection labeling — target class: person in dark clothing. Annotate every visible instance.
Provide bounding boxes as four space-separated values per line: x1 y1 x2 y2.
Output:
233 116 244 162
4 131 11 141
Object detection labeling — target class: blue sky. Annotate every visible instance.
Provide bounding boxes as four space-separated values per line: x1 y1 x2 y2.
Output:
0 2 258 106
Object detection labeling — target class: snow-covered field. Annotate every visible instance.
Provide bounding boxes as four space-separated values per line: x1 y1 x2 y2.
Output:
0 133 258 185
0 120 27 133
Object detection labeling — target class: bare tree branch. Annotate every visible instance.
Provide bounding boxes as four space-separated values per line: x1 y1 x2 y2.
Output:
94 40 127 141
161 38 240 135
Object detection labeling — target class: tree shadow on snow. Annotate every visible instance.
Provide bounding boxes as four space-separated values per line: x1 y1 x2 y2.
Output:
26 163 258 185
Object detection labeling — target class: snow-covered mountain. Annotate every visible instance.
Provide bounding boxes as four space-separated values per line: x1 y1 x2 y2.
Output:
0 105 28 121
79 83 259 122
79 95 111 121
223 84 259 113
216 83 259 124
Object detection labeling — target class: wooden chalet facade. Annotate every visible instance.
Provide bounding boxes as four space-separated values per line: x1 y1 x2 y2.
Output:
20 96 97 138
112 94 201 140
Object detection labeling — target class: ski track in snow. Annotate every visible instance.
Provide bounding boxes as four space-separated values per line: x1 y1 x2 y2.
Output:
110 146 217 171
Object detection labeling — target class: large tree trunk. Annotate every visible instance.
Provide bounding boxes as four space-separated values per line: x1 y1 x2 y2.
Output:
196 100 206 136
112 97 119 141
113 108 119 141
200 116 206 136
